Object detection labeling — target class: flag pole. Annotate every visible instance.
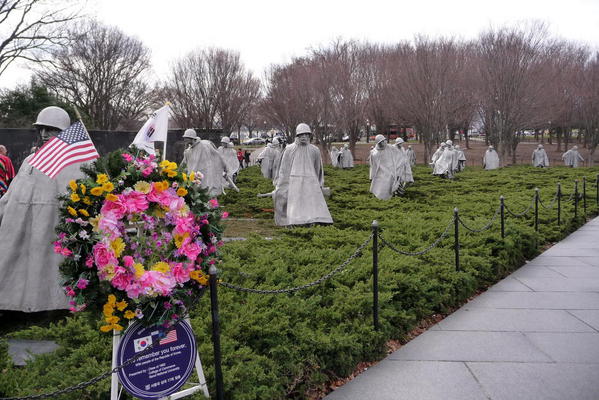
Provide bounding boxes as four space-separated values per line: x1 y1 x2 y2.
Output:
163 102 171 161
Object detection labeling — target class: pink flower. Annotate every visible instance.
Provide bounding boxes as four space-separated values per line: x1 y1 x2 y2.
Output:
141 166 153 177
171 262 190 284
208 199 219 209
221 211 229 219
76 279 89 290
101 197 127 220
61 247 73 257
140 271 176 296
181 241 201 261
111 267 131 291
97 213 121 240
65 286 76 297
163 301 172 310
122 153 133 162
122 255 134 268
120 191 149 213
126 282 144 299
85 255 94 268
93 243 117 268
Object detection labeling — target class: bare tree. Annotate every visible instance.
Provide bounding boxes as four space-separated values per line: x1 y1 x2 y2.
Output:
165 48 260 135
577 51 599 165
476 22 552 163
0 0 80 78
35 20 152 130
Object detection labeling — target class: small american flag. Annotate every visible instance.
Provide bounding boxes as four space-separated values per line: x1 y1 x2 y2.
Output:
29 121 99 178
159 329 178 345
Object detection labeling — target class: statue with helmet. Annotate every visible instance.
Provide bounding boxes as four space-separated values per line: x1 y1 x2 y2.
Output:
257 137 283 182
218 136 240 183
369 134 399 200
181 128 231 197
532 144 550 168
0 106 87 312
272 123 333 226
392 137 413 193
562 145 584 168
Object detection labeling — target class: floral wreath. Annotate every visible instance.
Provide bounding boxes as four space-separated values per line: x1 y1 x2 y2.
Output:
54 150 228 332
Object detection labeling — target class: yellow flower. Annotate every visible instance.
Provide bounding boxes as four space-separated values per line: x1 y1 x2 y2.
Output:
90 187 104 196
107 294 117 305
133 263 145 278
100 324 114 332
176 187 188 197
116 300 128 312
174 232 189 249
67 206 77 217
169 161 177 170
190 270 209 285
159 160 171 169
124 310 136 319
182 173 188 182
112 324 124 331
102 182 114 192
96 174 109 184
68 180 78 192
105 315 120 324
189 172 195 181
70 193 80 202
105 193 118 202
110 238 125 257
89 216 100 231
152 261 170 273
166 169 177 178
78 209 89 217
153 181 169 192
152 208 165 218
103 304 114 317
133 181 151 194
83 196 92 205
79 184 86 194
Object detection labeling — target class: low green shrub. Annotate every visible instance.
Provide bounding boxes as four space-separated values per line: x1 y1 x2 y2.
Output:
1 164 597 399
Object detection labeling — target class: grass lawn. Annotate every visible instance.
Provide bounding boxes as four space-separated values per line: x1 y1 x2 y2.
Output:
1 164 598 399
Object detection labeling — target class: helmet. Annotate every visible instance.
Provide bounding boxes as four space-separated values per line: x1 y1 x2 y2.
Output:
272 137 280 145
573 145 578 150
446 140 453 146
296 123 311 135
395 137 404 144
489 145 494 149
221 136 231 144
455 145 460 149
375 134 386 144
408 145 412 149
33 106 70 131
537 144 543 148
183 129 197 139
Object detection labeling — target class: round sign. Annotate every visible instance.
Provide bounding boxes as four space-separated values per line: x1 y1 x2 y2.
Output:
116 320 197 400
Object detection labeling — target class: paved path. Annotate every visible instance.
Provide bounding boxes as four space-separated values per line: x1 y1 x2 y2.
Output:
326 216 599 400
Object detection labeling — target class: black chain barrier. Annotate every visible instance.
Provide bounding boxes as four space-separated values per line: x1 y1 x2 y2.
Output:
219 233 373 294
0 294 205 400
457 206 501 233
504 195 536 217
538 191 559 210
378 219 453 256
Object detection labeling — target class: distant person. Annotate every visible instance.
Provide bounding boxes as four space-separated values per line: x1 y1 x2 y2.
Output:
0 145 15 197
244 149 251 167
532 144 549 168
483 145 500 170
455 145 466 172
562 145 584 168
406 145 416 166
237 148 244 169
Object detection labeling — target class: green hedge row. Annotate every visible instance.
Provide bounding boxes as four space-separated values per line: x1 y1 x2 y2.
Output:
1 164 598 399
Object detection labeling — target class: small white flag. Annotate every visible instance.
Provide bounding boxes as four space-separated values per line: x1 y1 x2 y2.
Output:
131 105 170 155
133 335 153 353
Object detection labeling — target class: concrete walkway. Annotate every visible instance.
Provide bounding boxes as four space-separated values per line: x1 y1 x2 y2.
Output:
326 216 599 400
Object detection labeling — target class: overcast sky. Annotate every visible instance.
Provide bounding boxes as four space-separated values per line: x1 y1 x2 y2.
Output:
2 0 599 88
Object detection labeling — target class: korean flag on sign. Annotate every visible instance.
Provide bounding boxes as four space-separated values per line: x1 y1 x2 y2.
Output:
134 336 153 353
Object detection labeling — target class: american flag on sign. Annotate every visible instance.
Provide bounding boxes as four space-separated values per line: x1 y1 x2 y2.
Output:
159 329 178 345
29 121 99 178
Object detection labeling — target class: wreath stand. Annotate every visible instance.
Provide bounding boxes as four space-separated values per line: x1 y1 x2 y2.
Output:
110 318 210 400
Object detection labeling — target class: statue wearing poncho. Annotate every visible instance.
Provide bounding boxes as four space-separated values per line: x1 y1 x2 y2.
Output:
273 123 333 226
562 146 584 168
182 129 229 197
532 144 549 168
339 144 354 168
369 135 398 200
218 137 240 180
0 107 85 312
483 146 500 170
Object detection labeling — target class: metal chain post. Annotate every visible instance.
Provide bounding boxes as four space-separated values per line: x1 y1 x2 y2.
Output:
500 196 505 239
574 180 579 221
454 208 460 272
209 266 224 400
534 188 539 232
557 182 561 226
371 220 379 332
583 176 587 217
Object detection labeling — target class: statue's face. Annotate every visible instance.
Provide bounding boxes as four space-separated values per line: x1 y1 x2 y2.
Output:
297 133 310 145
37 126 60 143
377 140 386 149
183 137 194 146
